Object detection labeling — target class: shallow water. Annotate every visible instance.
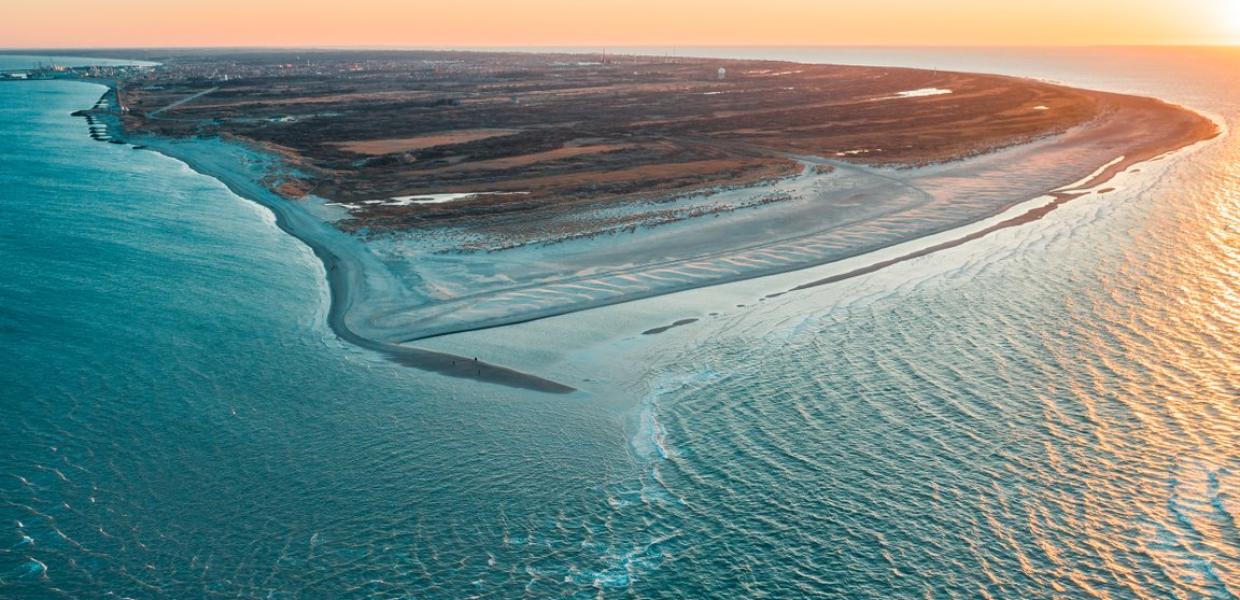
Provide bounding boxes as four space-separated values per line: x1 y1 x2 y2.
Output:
1 49 1237 598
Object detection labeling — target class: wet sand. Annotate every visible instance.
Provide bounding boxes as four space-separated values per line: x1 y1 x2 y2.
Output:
358 90 1218 343
71 67 1219 392
770 109 1222 297
114 124 576 394
766 190 1091 297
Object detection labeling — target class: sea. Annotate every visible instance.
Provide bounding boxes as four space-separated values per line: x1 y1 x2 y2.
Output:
0 48 1236 598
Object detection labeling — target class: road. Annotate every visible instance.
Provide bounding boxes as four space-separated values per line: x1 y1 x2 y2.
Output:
149 86 217 116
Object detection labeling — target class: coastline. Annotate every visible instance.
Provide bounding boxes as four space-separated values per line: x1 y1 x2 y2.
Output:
770 115 1225 297
415 131 1217 390
149 136 577 394
353 89 1219 343
76 85 577 394
6 50 1238 600
71 71 1219 391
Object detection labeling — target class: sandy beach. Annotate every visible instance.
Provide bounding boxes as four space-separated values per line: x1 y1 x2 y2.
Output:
78 64 1218 391
118 126 576 394
7 43 1239 600
350 88 1218 343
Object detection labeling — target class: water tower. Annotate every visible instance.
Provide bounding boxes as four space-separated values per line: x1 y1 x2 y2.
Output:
717 67 727 80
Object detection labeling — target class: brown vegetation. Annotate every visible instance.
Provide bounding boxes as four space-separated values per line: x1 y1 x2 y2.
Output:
328 129 519 155
118 50 1117 234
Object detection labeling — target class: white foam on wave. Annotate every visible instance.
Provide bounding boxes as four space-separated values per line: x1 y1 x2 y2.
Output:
631 370 725 462
635 395 670 462
565 533 677 591
24 557 47 579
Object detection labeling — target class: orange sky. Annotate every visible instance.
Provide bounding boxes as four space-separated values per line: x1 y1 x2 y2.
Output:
3 0 1237 48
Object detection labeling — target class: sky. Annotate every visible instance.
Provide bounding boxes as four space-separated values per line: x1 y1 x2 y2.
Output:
3 0 1239 48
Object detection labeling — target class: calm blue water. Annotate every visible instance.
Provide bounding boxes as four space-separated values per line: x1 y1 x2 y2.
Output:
1 50 1237 598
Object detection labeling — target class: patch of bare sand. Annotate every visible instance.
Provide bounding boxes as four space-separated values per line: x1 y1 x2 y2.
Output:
432 144 634 172
330 129 520 155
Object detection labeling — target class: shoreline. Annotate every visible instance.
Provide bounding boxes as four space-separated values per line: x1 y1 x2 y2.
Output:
768 120 1224 297
358 92 1219 343
77 84 577 394
145 136 578 394
66 68 1219 391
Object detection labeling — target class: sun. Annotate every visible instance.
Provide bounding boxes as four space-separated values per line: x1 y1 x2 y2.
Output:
1228 1 1240 35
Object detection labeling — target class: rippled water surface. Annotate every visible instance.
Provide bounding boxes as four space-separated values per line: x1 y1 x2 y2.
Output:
1 49 1237 598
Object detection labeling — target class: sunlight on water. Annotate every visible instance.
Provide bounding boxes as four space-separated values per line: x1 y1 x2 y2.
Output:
0 48 1237 598
606 47 1239 598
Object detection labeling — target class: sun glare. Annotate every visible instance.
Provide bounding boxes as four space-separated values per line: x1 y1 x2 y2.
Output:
1227 1 1240 35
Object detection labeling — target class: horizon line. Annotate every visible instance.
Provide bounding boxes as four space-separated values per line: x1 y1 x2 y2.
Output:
4 42 1239 52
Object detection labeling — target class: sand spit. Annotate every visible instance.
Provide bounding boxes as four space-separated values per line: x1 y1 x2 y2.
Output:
358 91 1217 343
156 137 574 393
67 66 1219 390
79 106 576 393
171 141 572 392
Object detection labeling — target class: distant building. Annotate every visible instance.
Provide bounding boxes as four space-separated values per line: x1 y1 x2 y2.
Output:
717 67 726 80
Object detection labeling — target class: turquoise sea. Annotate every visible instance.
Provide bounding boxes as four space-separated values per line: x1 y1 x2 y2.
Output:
1 49 1237 598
